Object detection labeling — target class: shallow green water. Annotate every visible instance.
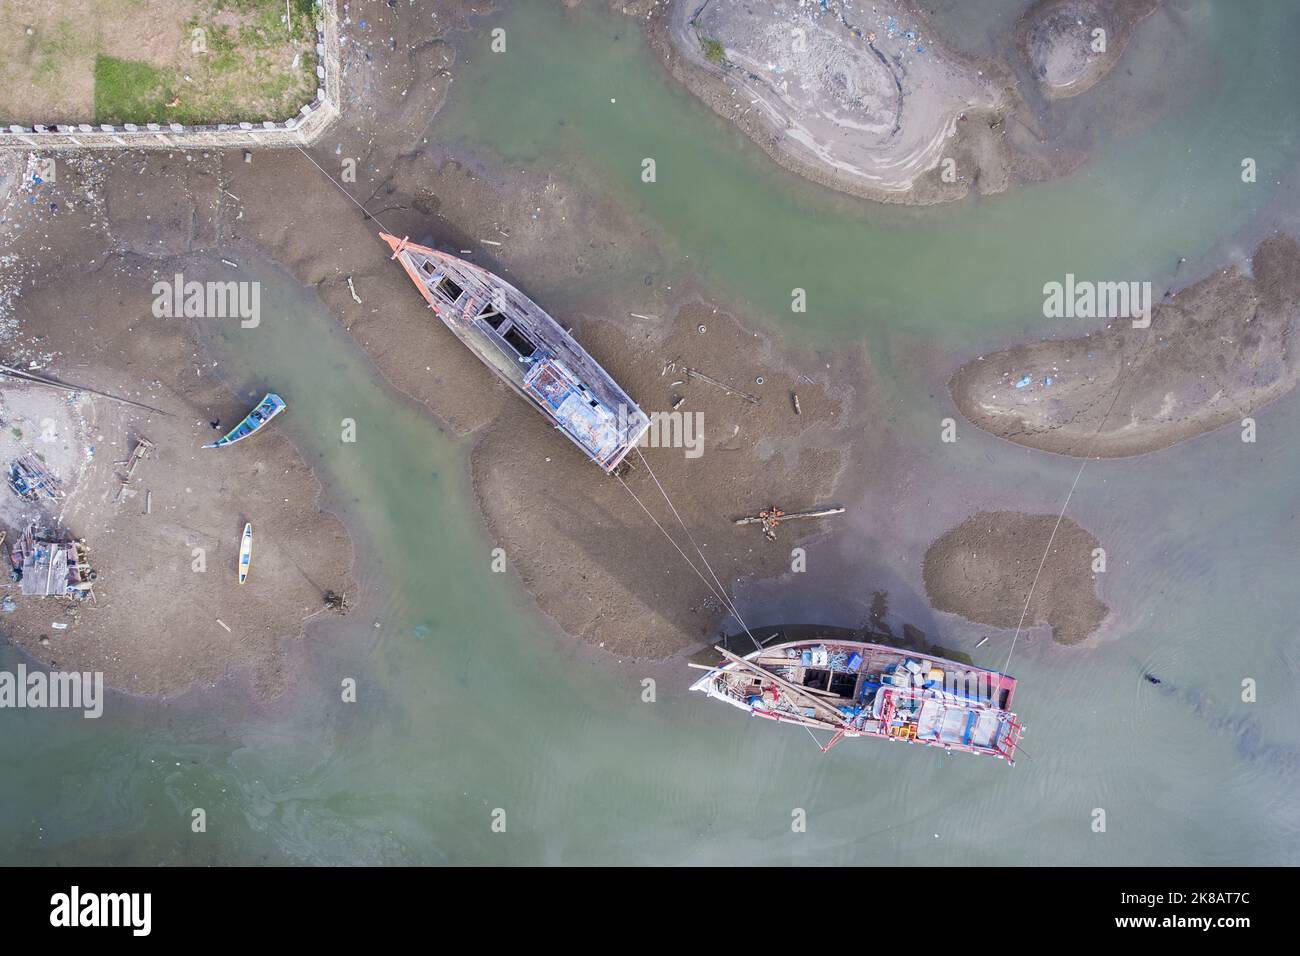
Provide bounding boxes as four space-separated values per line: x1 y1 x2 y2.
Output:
2 1 1299 864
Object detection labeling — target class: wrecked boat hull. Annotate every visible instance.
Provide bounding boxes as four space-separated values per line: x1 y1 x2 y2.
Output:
381 233 651 472
692 632 1024 762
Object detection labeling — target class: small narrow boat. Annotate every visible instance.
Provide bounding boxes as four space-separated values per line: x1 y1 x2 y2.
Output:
204 393 286 449
691 627 1024 762
238 523 253 585
380 233 651 473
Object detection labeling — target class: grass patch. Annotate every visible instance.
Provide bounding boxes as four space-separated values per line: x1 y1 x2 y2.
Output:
3 0 321 126
701 37 726 64
93 55 173 125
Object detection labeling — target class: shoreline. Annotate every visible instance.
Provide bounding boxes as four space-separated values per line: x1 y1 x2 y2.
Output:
0 0 1178 695
923 511 1108 646
636 0 1162 205
949 235 1300 459
1015 0 1162 102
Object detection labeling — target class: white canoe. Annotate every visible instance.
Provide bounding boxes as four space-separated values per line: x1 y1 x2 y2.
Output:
238 523 253 585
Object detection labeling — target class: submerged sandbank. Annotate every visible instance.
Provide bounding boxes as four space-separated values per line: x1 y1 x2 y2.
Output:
1017 0 1160 100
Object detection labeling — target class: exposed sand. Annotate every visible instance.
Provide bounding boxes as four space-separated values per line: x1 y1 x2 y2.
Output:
0 157 354 698
1017 0 1160 100
923 511 1108 645
642 0 1164 204
0 0 1127 690
950 236 1300 458
469 301 858 657
649 0 1013 204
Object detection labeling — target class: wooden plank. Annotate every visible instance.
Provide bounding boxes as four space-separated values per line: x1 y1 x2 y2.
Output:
712 645 848 724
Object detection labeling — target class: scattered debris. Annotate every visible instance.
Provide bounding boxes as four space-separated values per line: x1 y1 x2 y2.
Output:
684 366 760 404
347 276 362 304
7 453 65 501
10 524 95 598
791 392 802 415
114 436 153 484
735 504 846 541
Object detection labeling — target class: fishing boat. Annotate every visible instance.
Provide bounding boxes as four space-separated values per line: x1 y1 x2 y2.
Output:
203 393 286 449
238 523 253 585
691 628 1024 763
380 233 651 473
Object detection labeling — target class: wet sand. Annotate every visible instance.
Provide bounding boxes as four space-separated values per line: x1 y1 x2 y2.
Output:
923 511 1108 645
648 0 1014 204
1017 0 1161 100
642 0 1162 204
0 246 354 697
950 236 1300 458
0 0 1133 689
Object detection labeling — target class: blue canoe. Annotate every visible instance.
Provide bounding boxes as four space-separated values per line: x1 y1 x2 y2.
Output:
203 393 286 449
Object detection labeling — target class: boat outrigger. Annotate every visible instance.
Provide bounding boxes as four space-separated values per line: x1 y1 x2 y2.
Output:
381 233 651 473
691 630 1024 763
204 393 286 449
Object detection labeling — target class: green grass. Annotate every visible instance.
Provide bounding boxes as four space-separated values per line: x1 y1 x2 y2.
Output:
93 55 172 124
87 1 319 126
701 37 725 64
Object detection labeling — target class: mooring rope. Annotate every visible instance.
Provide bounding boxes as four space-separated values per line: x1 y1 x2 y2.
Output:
294 145 395 234
633 448 762 651
1000 306 1164 677
614 471 741 624
295 141 768 659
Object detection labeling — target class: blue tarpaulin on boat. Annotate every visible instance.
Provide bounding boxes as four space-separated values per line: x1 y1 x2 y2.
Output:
524 360 622 462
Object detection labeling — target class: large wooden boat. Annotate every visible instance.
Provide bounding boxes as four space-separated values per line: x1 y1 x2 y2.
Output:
691 628 1024 763
381 233 651 473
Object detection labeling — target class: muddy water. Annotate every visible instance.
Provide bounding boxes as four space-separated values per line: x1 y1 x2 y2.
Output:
3 0 1299 864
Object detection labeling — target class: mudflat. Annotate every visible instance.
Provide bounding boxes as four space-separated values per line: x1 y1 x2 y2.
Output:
950 236 1300 459
923 511 1108 645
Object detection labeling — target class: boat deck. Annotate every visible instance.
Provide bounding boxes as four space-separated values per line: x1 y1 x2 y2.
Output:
694 637 1023 762
382 234 650 471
